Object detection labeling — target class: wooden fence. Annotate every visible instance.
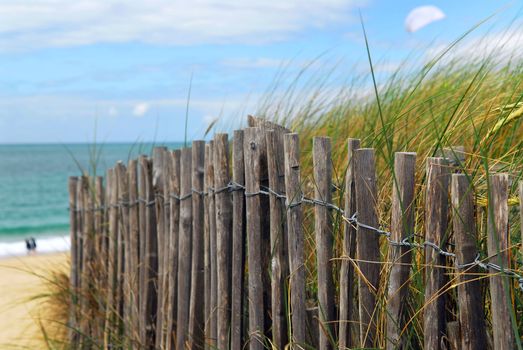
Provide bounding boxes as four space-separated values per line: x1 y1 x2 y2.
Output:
68 117 523 350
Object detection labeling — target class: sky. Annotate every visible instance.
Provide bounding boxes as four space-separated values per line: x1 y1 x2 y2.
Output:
0 0 520 144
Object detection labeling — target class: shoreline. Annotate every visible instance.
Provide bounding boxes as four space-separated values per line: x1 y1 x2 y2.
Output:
0 252 69 348
0 235 70 259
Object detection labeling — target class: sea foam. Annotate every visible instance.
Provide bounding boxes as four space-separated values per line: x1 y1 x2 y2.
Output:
0 235 70 258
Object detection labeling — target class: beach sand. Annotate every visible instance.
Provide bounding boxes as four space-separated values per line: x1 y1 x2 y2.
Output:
0 252 68 349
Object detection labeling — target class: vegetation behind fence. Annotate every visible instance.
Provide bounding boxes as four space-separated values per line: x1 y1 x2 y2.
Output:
68 116 523 350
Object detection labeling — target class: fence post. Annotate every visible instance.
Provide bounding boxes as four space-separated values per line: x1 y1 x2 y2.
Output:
203 142 215 348
104 168 119 347
127 160 140 345
176 147 193 350
266 129 290 349
424 157 450 350
189 140 206 347
153 147 168 349
141 156 158 348
283 133 307 348
94 176 105 261
166 150 181 350
92 176 105 343
487 174 515 350
451 174 487 350
214 134 233 350
312 137 336 349
339 138 360 349
354 148 380 347
386 152 416 349
68 176 79 347
244 127 267 349
80 176 95 346
207 140 218 348
231 130 246 350
137 156 147 345
115 163 128 342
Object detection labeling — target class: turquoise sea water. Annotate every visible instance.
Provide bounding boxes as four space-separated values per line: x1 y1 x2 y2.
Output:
0 142 182 244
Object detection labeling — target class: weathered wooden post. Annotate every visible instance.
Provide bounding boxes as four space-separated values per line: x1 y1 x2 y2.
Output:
127 159 140 345
153 147 168 349
207 140 218 348
231 130 246 350
354 148 380 348
266 129 290 349
140 156 158 348
487 174 515 350
244 127 267 349
176 147 193 350
166 150 181 350
312 137 336 350
68 176 79 347
214 134 233 350
451 174 487 350
283 133 307 348
104 168 119 347
338 138 360 349
386 152 416 349
424 157 450 350
189 141 206 347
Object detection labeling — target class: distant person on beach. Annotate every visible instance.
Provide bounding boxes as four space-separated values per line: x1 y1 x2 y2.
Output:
25 238 31 255
25 237 37 255
30 237 37 253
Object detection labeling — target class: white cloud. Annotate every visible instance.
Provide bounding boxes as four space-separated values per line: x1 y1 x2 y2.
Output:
0 0 366 51
132 102 149 117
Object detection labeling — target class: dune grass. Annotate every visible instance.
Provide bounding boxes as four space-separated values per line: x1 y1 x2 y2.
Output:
252 20 523 348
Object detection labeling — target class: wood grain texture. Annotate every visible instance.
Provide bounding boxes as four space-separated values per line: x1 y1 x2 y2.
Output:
137 156 147 345
386 152 416 350
451 174 487 350
207 140 218 348
487 174 515 350
214 134 233 350
80 176 96 345
244 127 266 350
312 136 335 350
153 147 168 350
231 130 246 350
283 133 307 348
424 157 450 350
189 140 206 348
203 143 214 349
68 176 79 347
116 163 129 343
354 148 380 348
176 147 193 350
166 150 181 350
266 129 290 350
127 160 140 345
141 156 158 348
104 169 118 347
338 138 360 349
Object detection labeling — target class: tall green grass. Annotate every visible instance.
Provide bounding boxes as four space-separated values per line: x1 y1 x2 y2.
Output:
254 21 523 348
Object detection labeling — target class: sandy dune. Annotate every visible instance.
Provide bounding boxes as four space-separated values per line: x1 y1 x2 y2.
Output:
0 253 68 349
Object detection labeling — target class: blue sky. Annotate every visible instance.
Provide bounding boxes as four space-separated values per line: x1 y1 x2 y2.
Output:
0 0 519 143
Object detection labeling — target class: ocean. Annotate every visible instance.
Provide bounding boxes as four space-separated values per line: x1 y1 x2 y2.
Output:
0 142 183 257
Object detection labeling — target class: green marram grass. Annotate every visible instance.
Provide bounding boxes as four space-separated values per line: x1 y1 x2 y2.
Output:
253 21 523 348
